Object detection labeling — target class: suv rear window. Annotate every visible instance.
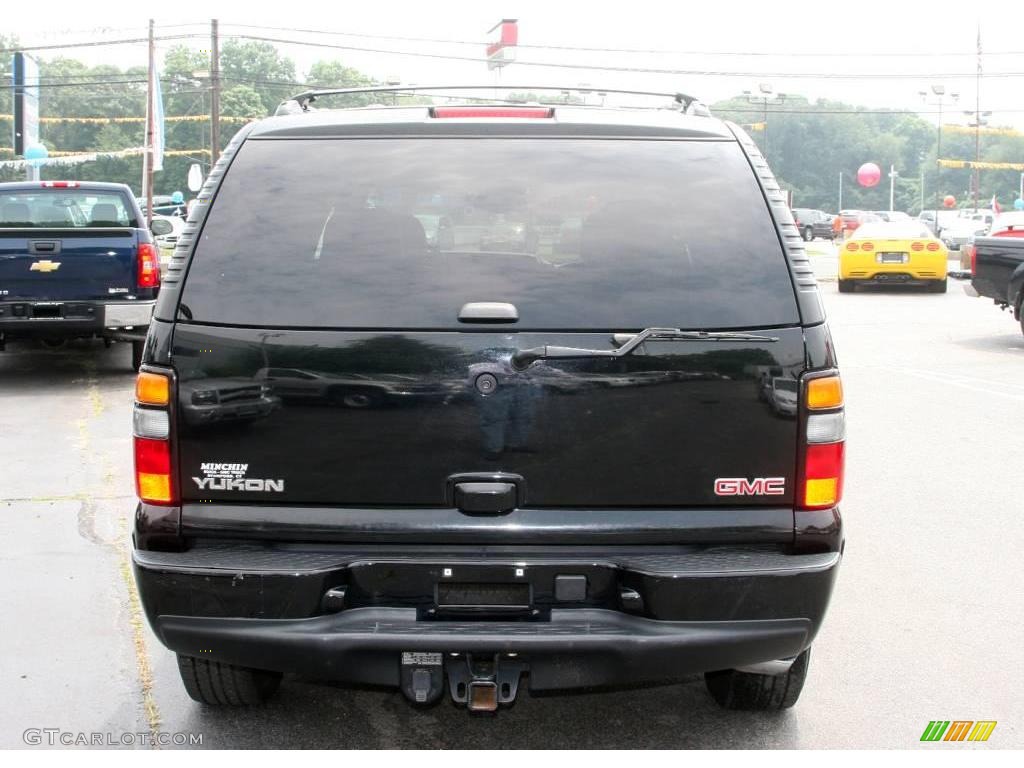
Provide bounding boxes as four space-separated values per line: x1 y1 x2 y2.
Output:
181 138 799 330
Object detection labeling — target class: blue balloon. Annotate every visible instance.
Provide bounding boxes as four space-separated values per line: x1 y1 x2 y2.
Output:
171 191 185 204
24 143 48 168
1015 198 1024 211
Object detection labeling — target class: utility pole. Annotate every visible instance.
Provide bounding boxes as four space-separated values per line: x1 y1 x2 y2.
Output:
889 165 898 212
145 18 155 228
838 172 843 212
210 19 221 165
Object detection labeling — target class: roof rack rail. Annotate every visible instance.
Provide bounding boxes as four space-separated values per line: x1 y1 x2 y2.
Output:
274 85 710 117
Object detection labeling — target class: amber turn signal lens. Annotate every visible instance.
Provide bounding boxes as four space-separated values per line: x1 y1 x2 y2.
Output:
806 376 843 410
136 371 169 406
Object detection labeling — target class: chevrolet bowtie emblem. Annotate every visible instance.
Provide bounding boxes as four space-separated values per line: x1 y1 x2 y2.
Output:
30 260 62 273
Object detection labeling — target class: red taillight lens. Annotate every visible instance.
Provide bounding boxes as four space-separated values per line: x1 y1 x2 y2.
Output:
971 245 978 275
134 436 175 504
846 242 860 252
800 442 845 510
926 241 940 252
799 374 845 510
430 107 553 119
860 241 874 252
911 241 924 251
41 181 80 188
137 243 160 289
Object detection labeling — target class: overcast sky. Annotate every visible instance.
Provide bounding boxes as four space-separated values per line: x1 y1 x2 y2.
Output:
6 0 1024 127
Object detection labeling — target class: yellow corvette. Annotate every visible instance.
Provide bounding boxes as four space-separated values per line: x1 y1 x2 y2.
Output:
838 221 948 293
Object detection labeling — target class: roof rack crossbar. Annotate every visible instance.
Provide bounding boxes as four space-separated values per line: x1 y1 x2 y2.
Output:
277 85 704 115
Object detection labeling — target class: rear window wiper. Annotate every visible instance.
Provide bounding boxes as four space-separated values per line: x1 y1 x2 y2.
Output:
511 327 779 370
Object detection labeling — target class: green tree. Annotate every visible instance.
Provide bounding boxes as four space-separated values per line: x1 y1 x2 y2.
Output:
220 40 296 114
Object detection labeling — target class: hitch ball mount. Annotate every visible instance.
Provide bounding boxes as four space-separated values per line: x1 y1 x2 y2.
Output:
400 652 526 712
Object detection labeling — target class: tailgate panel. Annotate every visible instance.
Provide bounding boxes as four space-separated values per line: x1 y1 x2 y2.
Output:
0 229 137 301
173 325 805 508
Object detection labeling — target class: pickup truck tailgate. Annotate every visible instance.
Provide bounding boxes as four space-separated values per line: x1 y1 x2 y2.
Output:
0 229 138 301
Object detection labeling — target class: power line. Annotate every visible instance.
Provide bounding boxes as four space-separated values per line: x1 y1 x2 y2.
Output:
220 22 1024 58
224 33 1024 81
0 34 205 55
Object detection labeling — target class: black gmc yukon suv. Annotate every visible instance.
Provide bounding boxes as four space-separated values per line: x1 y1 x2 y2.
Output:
131 88 845 713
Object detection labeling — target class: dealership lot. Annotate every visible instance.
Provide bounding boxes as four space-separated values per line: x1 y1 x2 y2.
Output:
1 278 1021 748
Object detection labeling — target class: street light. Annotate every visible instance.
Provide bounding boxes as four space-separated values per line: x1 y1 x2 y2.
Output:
743 84 787 164
919 84 959 219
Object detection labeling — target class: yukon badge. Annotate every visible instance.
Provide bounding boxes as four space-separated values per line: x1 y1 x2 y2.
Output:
192 462 285 493
714 477 786 497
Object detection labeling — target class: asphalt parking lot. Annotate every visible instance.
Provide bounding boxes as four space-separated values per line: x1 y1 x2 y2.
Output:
1 255 1021 748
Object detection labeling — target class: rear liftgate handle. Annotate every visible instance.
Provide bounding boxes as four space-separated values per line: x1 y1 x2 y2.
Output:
453 482 516 514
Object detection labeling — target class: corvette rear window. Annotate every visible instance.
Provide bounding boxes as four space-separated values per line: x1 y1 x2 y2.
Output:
181 138 799 330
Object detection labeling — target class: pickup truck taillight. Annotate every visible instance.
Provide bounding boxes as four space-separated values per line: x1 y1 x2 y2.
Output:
798 374 845 510
133 370 177 505
137 243 160 289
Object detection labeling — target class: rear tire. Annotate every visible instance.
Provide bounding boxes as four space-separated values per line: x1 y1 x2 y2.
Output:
704 648 810 711
177 655 282 706
131 340 145 371
929 278 948 293
837 279 855 293
802 226 813 242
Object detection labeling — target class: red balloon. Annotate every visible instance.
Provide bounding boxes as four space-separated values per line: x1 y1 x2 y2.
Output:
943 195 956 209
857 162 882 188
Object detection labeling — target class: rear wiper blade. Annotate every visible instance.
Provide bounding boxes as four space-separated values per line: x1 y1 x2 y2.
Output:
510 327 779 370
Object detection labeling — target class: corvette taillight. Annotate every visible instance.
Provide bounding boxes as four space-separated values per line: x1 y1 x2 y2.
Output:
133 369 176 505
846 242 860 252
911 241 925 251
799 374 845 510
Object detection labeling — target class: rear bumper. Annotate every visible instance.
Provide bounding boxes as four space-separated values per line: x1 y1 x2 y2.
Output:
0 299 154 338
133 541 841 690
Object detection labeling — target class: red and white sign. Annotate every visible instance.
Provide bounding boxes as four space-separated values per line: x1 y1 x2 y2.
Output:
486 19 518 70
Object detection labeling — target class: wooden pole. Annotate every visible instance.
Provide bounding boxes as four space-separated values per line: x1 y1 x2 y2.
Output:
145 18 155 227
211 19 221 165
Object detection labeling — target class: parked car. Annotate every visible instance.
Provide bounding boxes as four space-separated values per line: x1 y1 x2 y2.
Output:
792 208 835 241
872 211 911 223
918 209 960 237
838 220 948 292
941 216 990 251
836 209 881 238
131 89 845 714
0 180 169 368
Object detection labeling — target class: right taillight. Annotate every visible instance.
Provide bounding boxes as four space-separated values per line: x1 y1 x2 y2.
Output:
970 244 978 275
133 369 177 505
137 242 160 289
846 242 860 252
799 374 845 510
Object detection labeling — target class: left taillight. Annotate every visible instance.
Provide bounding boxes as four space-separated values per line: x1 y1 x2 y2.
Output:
134 369 176 505
137 242 160 289
798 373 845 510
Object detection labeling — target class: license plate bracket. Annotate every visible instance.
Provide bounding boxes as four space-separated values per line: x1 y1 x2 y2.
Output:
878 252 905 264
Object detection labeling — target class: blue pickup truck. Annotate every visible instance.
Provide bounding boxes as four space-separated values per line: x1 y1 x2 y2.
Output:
0 181 171 369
